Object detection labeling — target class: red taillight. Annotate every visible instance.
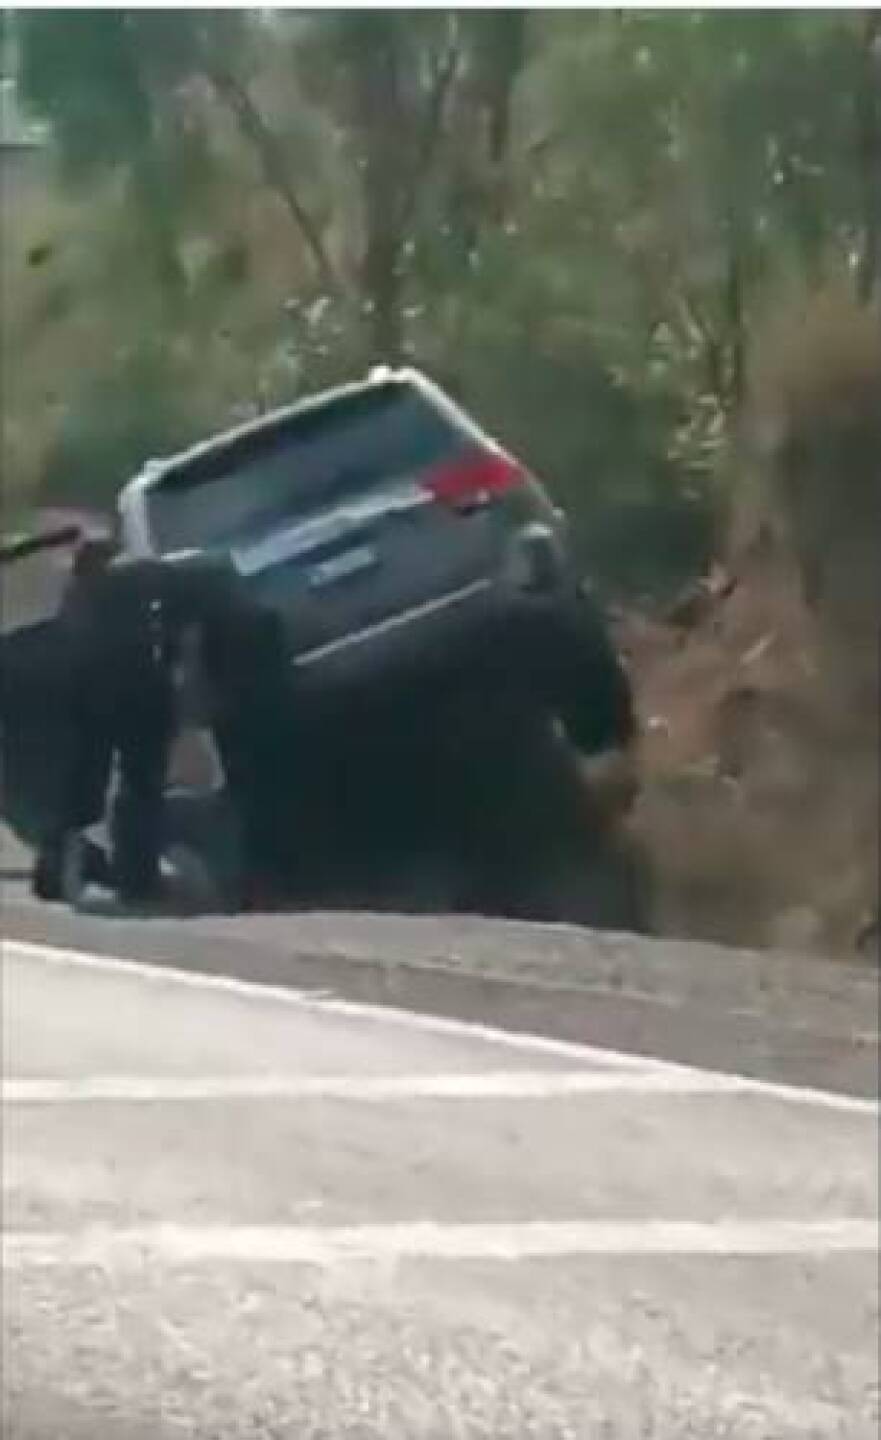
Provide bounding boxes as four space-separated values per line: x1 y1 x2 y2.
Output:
424 450 523 507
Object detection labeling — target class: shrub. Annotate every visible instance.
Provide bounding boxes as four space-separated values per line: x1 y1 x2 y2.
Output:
38 341 199 511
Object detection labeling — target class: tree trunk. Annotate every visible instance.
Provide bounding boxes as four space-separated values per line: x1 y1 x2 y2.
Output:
725 228 746 413
855 13 881 305
470 12 528 225
131 156 187 319
362 225 403 362
483 13 527 167
206 61 340 297
348 23 407 363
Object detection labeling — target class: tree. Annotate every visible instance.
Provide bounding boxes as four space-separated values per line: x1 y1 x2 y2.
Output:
855 12 881 303
17 12 199 309
10 10 874 597
284 12 463 361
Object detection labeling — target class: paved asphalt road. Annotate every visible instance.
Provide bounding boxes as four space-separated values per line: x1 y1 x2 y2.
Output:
2 935 878 1440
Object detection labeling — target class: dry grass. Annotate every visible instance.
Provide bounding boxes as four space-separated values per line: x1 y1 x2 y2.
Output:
750 284 881 669
622 285 880 959
621 546 878 956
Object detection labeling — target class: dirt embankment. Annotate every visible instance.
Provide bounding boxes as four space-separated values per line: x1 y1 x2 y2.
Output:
615 548 875 960
617 292 879 961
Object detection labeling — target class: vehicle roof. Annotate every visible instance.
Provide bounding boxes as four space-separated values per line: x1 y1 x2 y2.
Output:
127 366 449 494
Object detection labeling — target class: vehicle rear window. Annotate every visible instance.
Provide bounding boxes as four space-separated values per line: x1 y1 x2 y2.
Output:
146 385 473 555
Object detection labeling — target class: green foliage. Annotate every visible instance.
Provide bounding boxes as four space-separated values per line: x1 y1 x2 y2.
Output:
39 342 197 510
9 10 875 598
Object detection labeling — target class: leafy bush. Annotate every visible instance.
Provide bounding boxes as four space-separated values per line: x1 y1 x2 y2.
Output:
38 342 200 510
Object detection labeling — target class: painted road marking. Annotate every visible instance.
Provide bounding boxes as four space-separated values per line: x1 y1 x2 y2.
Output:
3 1069 744 1104
5 940 878 1117
3 1219 876 1270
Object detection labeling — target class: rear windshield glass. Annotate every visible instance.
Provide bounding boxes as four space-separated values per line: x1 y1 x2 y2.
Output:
147 386 472 555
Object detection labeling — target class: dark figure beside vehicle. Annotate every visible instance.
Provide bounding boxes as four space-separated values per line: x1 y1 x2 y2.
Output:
29 538 294 910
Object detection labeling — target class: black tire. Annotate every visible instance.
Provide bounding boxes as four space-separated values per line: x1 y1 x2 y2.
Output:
30 846 62 902
441 697 652 933
523 588 636 758
528 829 654 934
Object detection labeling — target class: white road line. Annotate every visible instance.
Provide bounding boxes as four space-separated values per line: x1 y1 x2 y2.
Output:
5 939 878 1117
3 1219 877 1270
3 1070 742 1104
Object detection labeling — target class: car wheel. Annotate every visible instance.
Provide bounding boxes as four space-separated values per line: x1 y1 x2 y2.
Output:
528 589 637 758
531 829 654 934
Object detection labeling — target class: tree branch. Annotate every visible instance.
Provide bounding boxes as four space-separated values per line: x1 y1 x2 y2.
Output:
205 59 341 295
855 12 881 304
398 30 461 236
679 289 728 410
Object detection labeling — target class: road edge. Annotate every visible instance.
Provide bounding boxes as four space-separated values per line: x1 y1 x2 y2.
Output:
2 898 877 1098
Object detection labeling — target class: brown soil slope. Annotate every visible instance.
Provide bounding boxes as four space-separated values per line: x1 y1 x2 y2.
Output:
616 535 877 960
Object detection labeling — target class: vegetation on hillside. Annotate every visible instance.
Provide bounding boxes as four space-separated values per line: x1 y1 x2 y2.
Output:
4 10 878 601
627 282 879 956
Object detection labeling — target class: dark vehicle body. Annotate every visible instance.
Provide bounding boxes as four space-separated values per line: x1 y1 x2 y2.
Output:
1 373 647 927
118 368 578 704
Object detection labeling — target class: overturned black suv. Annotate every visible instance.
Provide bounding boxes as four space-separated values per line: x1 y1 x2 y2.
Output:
2 369 648 926
121 368 584 695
